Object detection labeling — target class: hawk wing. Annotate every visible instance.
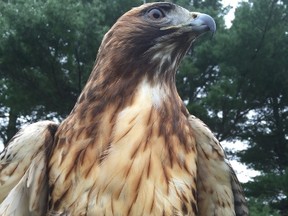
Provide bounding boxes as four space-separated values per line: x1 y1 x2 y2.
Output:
188 115 249 216
0 121 58 216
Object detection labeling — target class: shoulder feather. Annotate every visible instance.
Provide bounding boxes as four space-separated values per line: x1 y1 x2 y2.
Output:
0 121 58 216
188 115 249 216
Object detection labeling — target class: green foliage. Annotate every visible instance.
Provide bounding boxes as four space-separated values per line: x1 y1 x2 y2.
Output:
231 1 288 214
245 171 288 211
0 0 141 142
1 0 288 214
248 197 281 216
0 0 106 111
177 0 288 214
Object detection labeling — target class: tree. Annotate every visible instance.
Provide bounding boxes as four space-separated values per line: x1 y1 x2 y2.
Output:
177 0 288 214
1 0 287 214
228 1 287 214
0 0 142 145
174 0 288 214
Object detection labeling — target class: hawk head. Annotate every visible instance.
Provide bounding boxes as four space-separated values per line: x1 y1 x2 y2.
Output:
93 2 216 85
77 2 216 113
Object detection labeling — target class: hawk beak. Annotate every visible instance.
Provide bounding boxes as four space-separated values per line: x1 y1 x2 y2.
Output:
188 13 216 36
160 12 216 37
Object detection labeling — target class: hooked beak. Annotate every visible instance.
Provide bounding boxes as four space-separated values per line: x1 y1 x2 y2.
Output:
188 13 216 36
160 12 216 37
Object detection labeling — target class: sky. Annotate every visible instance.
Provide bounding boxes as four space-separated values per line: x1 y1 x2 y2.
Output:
222 140 260 183
0 0 259 183
222 0 241 28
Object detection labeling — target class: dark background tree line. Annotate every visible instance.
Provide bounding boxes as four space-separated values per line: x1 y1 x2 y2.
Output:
0 0 287 215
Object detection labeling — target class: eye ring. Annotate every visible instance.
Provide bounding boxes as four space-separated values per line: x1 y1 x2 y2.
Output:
147 8 165 20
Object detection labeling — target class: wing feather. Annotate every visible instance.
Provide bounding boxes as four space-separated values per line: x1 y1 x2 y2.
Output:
188 115 249 216
0 121 58 216
229 164 249 216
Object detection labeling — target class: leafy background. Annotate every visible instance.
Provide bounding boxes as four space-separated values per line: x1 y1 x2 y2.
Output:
0 0 287 215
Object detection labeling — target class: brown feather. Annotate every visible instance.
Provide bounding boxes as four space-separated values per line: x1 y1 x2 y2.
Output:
0 121 57 216
188 115 249 216
0 2 248 216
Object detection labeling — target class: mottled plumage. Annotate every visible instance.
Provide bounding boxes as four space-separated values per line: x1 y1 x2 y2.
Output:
0 121 57 215
0 2 248 216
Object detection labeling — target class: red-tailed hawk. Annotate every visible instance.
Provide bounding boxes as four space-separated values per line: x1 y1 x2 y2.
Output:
0 2 248 216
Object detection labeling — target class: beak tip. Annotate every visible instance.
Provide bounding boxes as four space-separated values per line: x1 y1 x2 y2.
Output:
199 13 216 32
190 13 216 35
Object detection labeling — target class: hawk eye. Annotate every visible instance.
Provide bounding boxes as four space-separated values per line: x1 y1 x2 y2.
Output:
147 8 165 20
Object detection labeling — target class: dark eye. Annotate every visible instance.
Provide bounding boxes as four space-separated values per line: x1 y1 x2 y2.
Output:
147 8 165 20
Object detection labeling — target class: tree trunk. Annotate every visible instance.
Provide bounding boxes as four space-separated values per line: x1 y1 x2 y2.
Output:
5 108 18 147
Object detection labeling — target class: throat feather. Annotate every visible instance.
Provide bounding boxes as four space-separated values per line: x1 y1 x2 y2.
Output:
52 77 197 213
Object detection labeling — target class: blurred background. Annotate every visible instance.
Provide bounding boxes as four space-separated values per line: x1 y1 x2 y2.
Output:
0 0 287 215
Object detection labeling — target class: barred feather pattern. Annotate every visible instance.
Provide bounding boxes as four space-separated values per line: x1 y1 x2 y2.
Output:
48 80 199 215
0 2 249 216
188 115 249 216
0 121 58 216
